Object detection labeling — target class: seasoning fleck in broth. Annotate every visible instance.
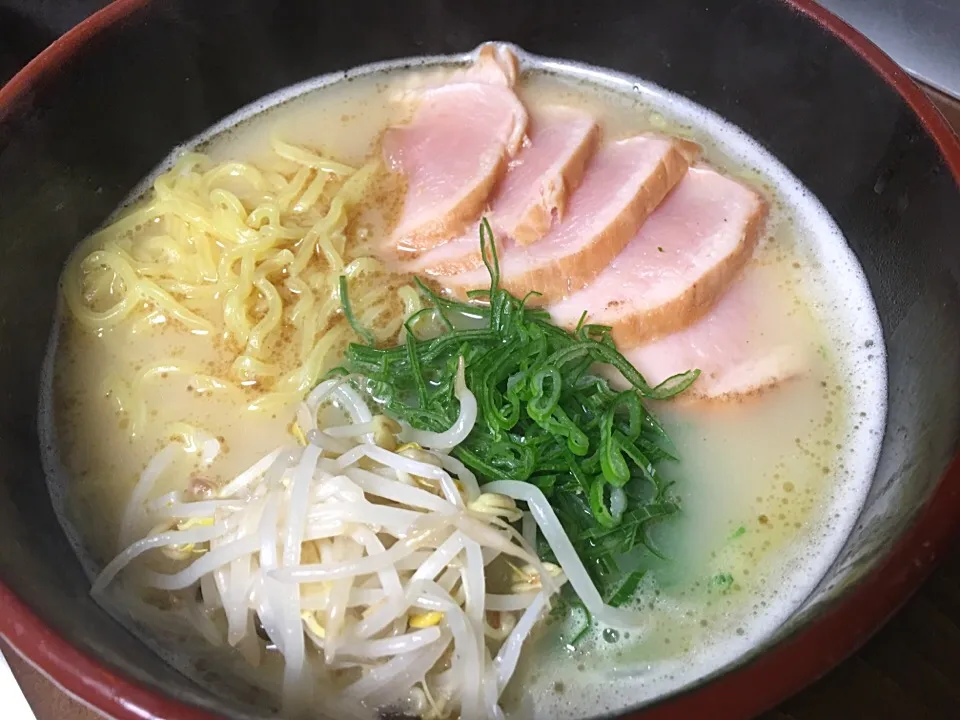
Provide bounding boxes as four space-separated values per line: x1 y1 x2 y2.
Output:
41 45 885 720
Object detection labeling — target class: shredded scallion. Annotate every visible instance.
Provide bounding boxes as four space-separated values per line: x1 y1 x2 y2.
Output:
334 219 699 593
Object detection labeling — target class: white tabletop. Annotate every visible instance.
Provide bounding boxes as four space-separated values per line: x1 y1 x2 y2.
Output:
0 650 38 720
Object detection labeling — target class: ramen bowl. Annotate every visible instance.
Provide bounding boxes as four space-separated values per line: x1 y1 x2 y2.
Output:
0 1 958 719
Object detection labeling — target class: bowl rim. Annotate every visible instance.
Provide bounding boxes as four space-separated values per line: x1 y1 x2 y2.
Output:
0 0 958 718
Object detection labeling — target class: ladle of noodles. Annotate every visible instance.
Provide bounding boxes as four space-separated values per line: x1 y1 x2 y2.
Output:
62 137 422 426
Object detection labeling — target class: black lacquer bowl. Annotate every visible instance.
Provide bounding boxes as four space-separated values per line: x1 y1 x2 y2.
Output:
0 1 958 718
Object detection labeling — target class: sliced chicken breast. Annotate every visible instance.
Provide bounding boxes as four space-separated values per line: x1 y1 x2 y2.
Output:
623 267 809 401
440 134 698 302
489 105 601 246
396 42 520 91
550 166 765 346
453 43 519 87
384 47 528 253
405 106 600 276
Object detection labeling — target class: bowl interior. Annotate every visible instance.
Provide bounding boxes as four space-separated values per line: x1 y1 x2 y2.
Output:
0 1 958 718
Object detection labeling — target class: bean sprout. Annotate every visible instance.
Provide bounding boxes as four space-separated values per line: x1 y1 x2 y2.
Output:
97 399 569 719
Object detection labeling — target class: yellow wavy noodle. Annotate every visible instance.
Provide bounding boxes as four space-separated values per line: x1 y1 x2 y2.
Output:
190 232 219 282
201 162 266 195
66 251 140 327
166 422 214 454
248 203 285 231
249 324 348 411
104 362 237 438
209 188 246 218
254 249 295 281
398 285 422 319
294 171 329 214
232 355 282 382
293 199 348 275
245 278 283 355
342 256 382 281
65 138 417 415
100 374 144 438
270 136 356 176
140 362 233 399
127 311 167 336
276 167 311 211
264 170 293 195
137 283 214 334
339 160 380 205
223 286 255 347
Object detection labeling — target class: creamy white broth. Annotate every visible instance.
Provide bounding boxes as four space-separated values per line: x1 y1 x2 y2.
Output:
42 48 885 719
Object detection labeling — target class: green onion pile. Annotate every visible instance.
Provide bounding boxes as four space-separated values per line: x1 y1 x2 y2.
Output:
336 220 698 596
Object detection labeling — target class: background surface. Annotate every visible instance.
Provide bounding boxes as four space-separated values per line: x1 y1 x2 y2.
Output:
1 1 959 718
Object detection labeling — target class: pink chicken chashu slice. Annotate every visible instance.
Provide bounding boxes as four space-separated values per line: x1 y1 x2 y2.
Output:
384 46 528 253
495 106 600 246
406 105 601 276
439 133 699 303
549 166 766 347
623 266 809 401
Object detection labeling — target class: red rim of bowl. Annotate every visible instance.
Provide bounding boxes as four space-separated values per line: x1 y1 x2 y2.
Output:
1 0 959 718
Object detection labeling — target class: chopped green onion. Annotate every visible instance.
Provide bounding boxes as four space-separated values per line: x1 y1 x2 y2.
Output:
606 570 646 608
332 220 697 590
711 572 735 594
338 275 375 346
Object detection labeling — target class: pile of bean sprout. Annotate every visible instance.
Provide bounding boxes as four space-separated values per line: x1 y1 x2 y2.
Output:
95 366 646 719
